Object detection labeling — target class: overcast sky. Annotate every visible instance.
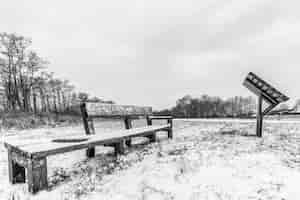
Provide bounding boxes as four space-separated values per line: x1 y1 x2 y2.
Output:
1 0 299 109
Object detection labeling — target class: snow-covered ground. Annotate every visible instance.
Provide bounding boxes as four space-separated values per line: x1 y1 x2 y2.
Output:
1 119 300 200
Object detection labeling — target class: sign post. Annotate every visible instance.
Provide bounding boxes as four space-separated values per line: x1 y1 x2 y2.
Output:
243 72 289 137
256 95 263 137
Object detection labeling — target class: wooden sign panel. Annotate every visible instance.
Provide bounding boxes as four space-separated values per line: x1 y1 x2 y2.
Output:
243 72 289 105
85 103 152 117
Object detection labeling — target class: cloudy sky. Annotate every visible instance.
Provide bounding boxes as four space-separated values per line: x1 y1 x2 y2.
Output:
1 0 299 109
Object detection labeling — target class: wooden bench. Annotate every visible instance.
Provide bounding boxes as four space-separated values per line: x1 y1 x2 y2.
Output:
4 102 173 194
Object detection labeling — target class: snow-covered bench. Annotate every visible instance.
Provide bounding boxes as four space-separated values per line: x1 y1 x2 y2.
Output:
4 102 173 194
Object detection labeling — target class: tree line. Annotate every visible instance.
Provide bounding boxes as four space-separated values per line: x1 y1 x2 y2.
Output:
0 33 112 114
156 95 257 118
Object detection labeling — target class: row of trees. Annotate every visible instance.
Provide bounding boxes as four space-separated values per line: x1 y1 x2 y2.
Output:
0 33 111 114
156 95 257 118
157 95 300 118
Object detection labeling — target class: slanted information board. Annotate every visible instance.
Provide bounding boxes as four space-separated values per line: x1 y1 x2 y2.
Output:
243 72 289 137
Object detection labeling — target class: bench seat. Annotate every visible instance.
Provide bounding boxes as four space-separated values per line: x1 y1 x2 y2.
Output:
4 124 170 159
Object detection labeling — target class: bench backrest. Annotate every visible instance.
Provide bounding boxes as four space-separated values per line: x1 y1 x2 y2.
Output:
80 102 153 134
81 102 152 118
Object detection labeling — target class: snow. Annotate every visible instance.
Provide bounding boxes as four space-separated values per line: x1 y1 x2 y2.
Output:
0 119 300 199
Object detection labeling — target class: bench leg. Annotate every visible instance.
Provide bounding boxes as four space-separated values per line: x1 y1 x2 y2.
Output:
114 140 126 156
147 133 157 143
167 119 173 139
125 139 132 147
124 117 132 147
167 128 173 139
86 147 95 158
8 151 26 184
27 157 48 194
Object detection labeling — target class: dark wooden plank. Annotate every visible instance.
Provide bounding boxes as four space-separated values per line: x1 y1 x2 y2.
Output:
84 102 152 117
256 95 263 137
41 158 48 190
243 79 277 105
124 117 133 146
124 117 133 129
262 103 277 116
147 134 156 143
6 124 171 158
114 140 126 156
80 103 91 134
27 160 34 193
145 116 155 142
147 116 173 139
27 157 48 194
243 72 289 105
167 118 173 139
86 146 95 158
7 150 13 183
80 103 96 157
7 150 26 184
146 116 152 126
148 116 173 120
4 143 32 159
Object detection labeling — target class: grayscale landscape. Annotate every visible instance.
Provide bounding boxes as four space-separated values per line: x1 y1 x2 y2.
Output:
1 0 300 199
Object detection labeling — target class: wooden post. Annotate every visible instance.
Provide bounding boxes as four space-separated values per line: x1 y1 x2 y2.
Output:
80 103 95 158
146 116 152 126
167 118 173 139
146 116 156 142
27 157 48 194
124 117 133 146
256 95 263 137
114 140 126 156
147 134 156 143
7 150 26 184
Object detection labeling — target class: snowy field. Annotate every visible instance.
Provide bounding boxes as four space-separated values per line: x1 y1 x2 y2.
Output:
1 119 300 200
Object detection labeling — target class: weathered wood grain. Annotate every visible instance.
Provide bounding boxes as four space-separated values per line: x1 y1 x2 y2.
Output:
85 103 152 117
